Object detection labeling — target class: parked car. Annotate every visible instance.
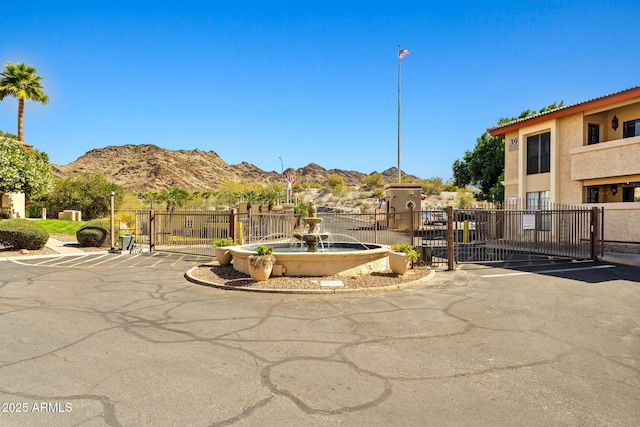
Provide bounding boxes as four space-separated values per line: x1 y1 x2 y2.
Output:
422 211 446 225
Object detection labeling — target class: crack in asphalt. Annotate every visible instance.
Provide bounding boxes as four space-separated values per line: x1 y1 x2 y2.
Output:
1 256 639 425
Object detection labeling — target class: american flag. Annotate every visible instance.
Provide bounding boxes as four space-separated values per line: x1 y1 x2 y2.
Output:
398 49 410 61
284 173 295 184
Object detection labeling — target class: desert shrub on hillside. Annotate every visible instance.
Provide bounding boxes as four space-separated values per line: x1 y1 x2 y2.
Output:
456 189 476 208
0 219 49 250
421 177 446 195
301 182 322 189
362 173 384 190
326 174 348 198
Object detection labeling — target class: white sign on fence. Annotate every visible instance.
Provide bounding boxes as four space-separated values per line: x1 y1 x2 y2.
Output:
523 214 536 230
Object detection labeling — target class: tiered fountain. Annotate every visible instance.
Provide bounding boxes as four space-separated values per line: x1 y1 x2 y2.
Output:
292 203 330 252
228 203 390 277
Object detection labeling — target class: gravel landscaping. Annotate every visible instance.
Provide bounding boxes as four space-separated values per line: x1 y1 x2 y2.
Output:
189 263 433 292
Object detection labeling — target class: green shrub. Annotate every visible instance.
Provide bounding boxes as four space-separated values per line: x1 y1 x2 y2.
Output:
76 219 118 247
0 212 10 220
254 245 274 256
47 173 124 220
26 202 47 218
0 219 49 250
390 243 419 262
213 237 234 247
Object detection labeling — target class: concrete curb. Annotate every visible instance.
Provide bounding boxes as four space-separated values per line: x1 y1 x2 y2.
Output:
185 265 436 294
1 251 109 263
600 257 638 267
0 236 110 262
601 252 640 267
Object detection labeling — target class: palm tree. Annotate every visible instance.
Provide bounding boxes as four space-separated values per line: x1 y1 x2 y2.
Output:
0 62 49 142
201 190 219 209
259 188 281 211
189 190 202 209
142 190 161 209
160 187 191 212
242 190 260 213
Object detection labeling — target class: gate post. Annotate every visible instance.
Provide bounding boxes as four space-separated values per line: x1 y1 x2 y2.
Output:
590 207 599 261
149 210 155 253
408 202 415 247
445 206 455 271
229 208 237 243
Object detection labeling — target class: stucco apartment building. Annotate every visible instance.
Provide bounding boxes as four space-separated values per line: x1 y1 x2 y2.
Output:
488 86 640 244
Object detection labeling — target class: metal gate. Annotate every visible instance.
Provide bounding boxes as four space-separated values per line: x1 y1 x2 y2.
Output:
412 210 449 267
133 210 235 256
450 207 604 264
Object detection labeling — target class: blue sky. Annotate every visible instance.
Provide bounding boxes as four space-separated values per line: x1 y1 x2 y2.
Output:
1 1 639 181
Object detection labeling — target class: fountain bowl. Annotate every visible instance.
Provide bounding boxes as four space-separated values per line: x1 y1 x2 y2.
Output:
228 242 390 277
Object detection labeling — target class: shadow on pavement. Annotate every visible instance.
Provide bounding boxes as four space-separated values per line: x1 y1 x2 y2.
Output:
468 260 640 284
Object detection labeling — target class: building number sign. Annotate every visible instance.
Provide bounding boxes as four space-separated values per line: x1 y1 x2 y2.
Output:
508 137 519 151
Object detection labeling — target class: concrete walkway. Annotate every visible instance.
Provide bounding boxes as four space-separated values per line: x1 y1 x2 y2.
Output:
44 237 87 255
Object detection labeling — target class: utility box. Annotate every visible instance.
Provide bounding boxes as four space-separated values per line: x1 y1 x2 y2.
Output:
419 245 432 266
119 235 134 252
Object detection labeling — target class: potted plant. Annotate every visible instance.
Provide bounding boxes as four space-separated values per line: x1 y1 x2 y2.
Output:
247 245 275 281
388 243 418 275
213 237 234 266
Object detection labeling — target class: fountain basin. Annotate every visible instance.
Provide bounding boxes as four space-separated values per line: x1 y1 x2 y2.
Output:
228 243 390 277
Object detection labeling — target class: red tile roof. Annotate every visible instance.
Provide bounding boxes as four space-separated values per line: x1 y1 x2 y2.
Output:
487 86 640 136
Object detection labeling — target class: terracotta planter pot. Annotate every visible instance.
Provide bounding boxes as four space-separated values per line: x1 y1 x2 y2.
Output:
388 251 410 275
248 255 275 281
215 247 233 265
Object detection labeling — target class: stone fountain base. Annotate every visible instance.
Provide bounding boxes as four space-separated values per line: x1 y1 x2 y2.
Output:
228 243 390 277
292 232 331 252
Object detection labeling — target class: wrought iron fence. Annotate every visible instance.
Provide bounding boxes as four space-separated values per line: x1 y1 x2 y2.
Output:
451 207 603 263
129 206 603 267
131 210 234 256
236 212 295 244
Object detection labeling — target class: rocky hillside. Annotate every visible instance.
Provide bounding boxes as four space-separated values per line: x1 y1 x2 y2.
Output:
53 144 419 194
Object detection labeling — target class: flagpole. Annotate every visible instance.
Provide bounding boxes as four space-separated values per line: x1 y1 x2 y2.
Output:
397 42 402 184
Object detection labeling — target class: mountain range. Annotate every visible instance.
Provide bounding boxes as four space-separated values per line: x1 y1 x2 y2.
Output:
52 144 419 194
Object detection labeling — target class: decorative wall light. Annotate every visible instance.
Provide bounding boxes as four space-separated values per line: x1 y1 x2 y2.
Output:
610 184 618 195
612 115 619 131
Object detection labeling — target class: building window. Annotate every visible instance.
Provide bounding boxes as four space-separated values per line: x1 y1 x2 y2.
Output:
586 187 599 203
526 191 551 231
526 191 550 210
623 185 640 202
587 123 600 145
526 132 551 175
585 183 640 203
623 119 640 138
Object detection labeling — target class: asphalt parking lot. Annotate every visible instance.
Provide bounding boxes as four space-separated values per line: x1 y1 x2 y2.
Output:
9 252 214 270
0 254 638 426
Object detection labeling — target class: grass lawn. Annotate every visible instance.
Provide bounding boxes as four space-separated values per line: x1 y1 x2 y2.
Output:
32 219 84 235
